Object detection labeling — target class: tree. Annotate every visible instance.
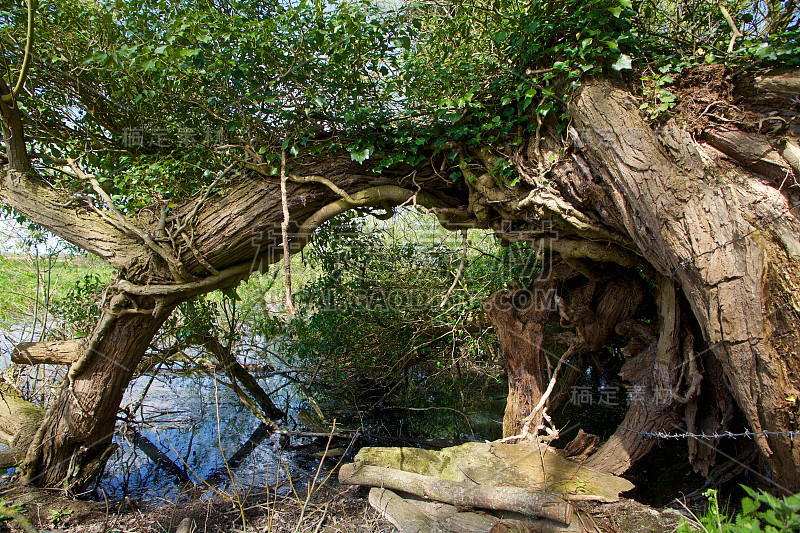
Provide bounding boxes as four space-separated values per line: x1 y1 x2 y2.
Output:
1 0 799 493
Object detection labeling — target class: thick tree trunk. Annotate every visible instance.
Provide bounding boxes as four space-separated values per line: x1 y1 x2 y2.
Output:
484 280 558 436
567 77 800 489
19 305 174 491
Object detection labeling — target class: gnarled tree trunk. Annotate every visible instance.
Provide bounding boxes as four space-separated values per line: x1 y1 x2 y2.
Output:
484 277 560 436
567 76 800 488
20 306 175 491
481 72 799 489
3 64 800 493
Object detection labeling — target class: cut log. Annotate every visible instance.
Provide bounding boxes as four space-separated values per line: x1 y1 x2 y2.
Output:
0 447 26 469
369 488 583 533
398 494 501 533
175 517 196 533
11 339 83 365
368 488 446 533
354 441 634 502
340 463 574 525
398 491 584 533
754 71 800 97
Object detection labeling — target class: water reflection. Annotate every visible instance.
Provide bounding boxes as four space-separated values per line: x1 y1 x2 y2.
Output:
101 371 312 504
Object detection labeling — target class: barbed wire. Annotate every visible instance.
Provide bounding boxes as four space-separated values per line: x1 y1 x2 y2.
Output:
620 426 800 440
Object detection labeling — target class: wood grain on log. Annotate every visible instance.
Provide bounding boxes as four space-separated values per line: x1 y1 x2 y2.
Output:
368 488 446 533
340 463 574 525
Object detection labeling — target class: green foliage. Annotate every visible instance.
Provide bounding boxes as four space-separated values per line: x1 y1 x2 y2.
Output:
1 0 795 214
0 252 111 329
284 212 505 419
0 499 24 520
733 487 800 532
51 272 106 337
639 69 677 120
48 508 73 526
677 488 800 533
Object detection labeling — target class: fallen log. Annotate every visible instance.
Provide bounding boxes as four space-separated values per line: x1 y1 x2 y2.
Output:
369 489 582 533
121 426 189 484
175 517 195 533
368 488 445 533
354 441 634 502
340 463 573 525
11 339 83 365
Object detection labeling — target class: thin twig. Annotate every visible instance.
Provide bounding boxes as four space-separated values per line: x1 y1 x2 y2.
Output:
440 229 468 308
65 158 189 282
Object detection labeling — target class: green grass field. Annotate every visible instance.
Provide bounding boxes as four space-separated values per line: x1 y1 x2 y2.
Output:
0 254 112 325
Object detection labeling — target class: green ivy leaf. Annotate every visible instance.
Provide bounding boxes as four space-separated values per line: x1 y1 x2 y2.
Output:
491 30 508 42
349 146 373 163
612 53 632 70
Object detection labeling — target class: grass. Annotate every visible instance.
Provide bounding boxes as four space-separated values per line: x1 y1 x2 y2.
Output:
0 253 112 326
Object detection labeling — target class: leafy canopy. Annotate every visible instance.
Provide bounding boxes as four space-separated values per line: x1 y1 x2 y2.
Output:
1 0 797 210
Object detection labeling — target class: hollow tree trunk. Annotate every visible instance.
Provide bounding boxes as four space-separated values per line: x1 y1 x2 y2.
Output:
584 275 683 473
485 257 648 440
566 77 800 489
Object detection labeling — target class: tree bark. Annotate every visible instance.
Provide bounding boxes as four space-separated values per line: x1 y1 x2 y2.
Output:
483 279 558 436
19 304 175 491
568 77 800 489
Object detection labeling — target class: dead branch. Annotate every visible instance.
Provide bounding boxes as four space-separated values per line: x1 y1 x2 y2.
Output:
339 463 574 525
440 229 468 307
11 339 83 365
280 149 296 316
